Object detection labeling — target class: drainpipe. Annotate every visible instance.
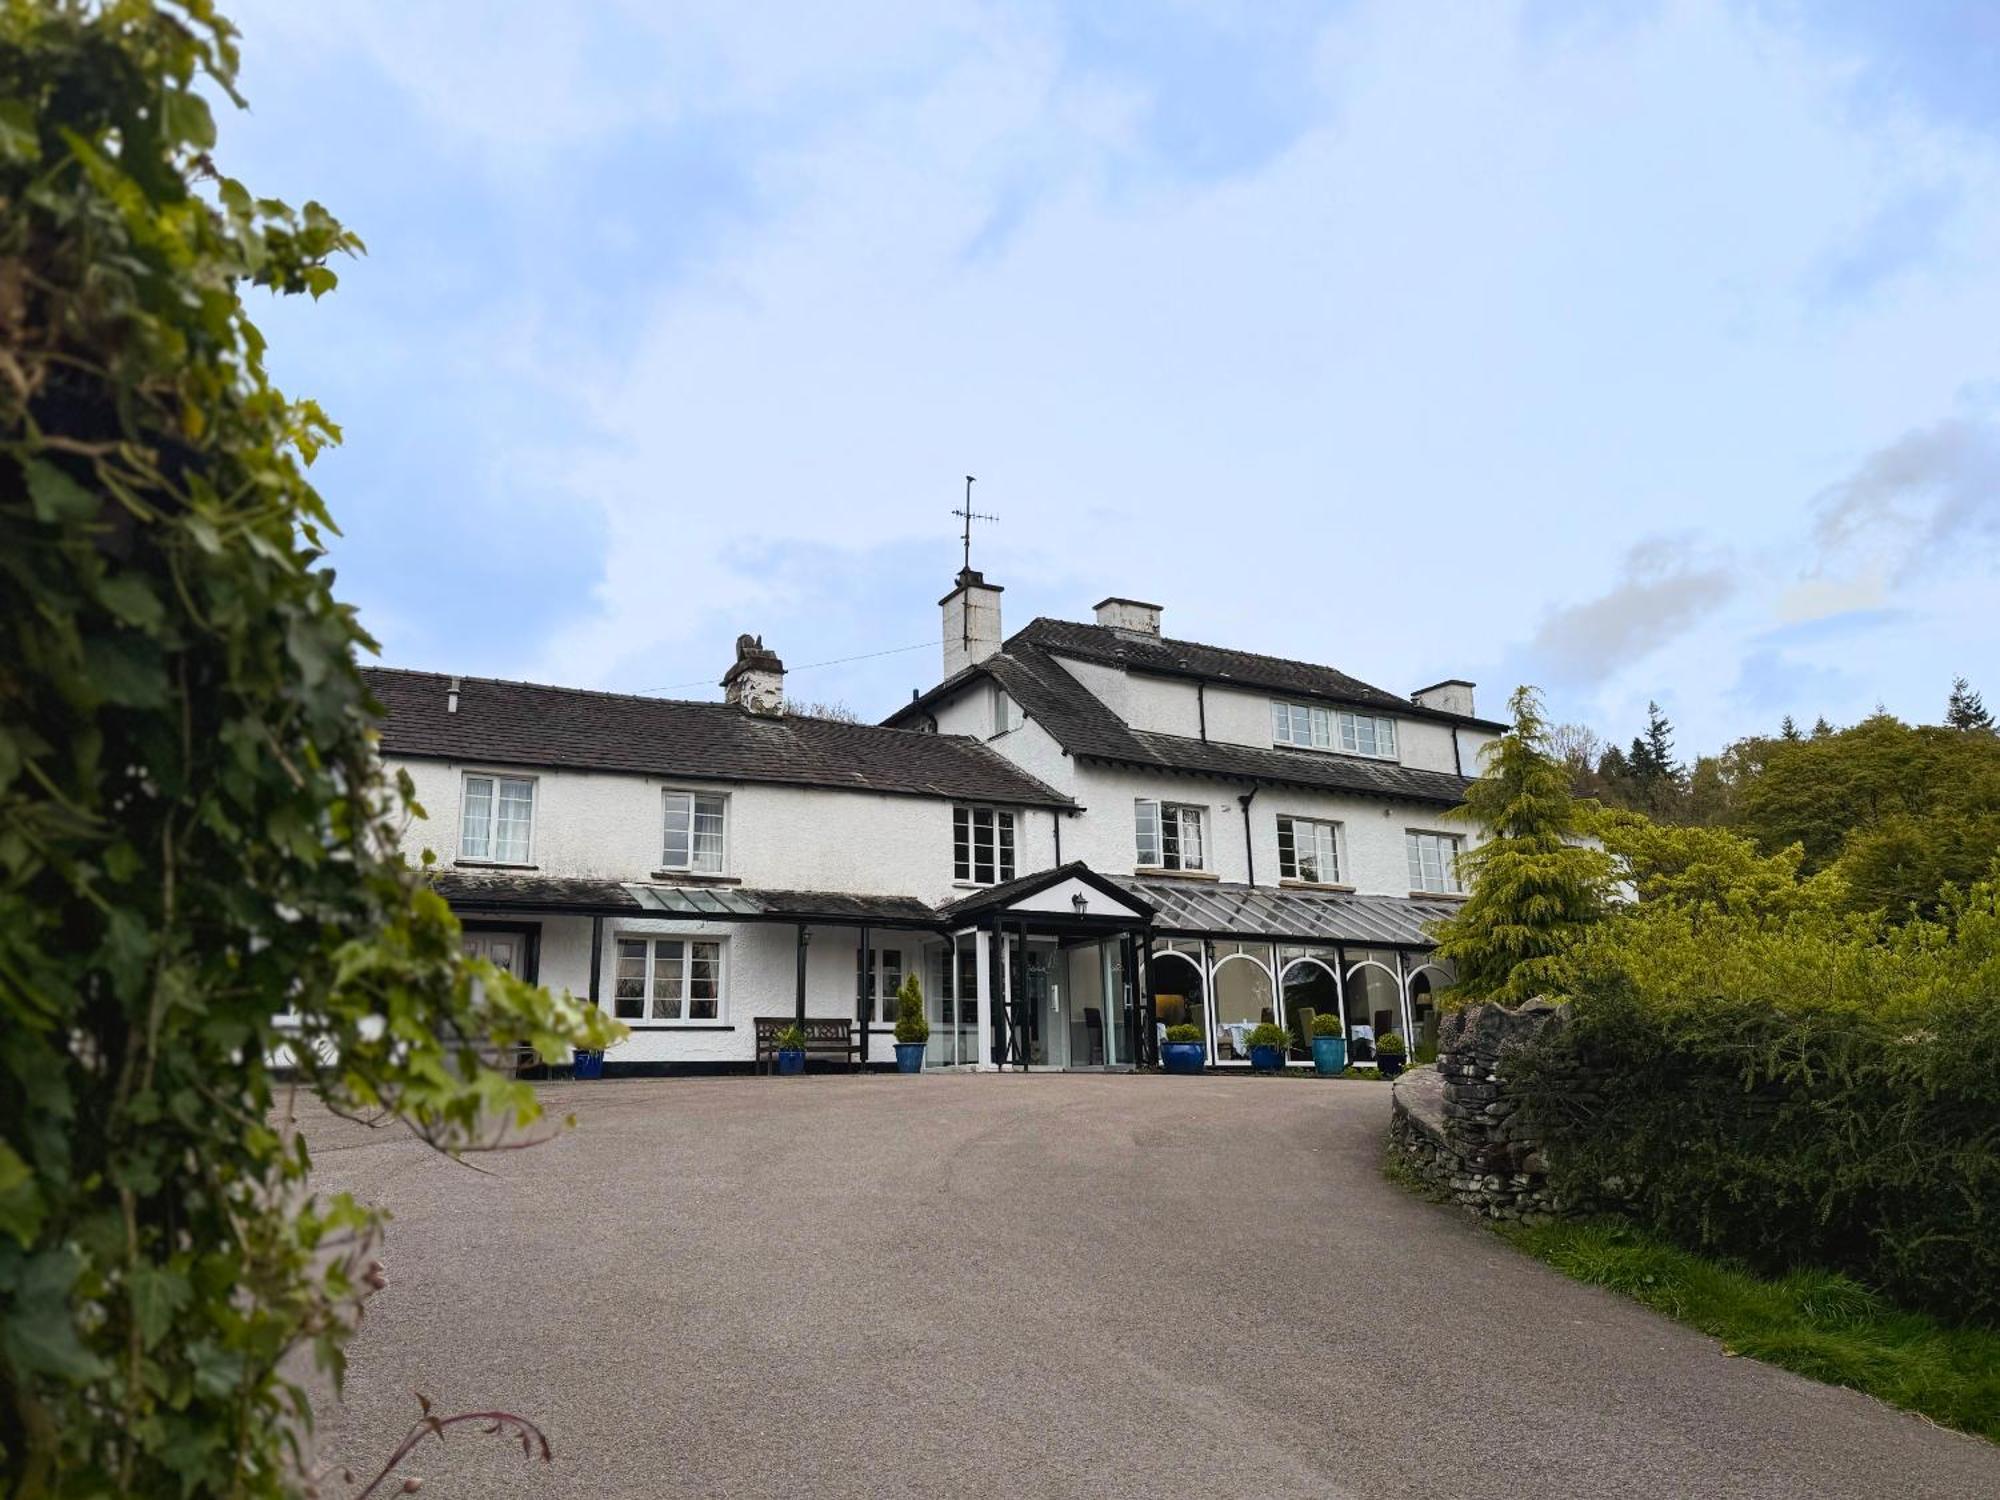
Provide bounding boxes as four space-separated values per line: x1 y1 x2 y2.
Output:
1450 725 1463 776
1053 810 1062 865
1197 682 1208 742
1237 786 1259 886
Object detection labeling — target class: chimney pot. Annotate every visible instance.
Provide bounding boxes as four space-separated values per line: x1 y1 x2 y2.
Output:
447 675 461 714
940 569 1004 678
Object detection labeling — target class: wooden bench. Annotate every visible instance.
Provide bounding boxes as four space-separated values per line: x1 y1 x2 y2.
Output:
754 1016 861 1075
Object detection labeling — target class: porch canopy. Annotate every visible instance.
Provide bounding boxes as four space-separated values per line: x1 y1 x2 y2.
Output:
1114 877 1445 948
428 872 942 1040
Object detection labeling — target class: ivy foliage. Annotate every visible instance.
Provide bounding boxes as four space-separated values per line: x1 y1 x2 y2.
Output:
0 4 620 1493
1430 686 1613 1004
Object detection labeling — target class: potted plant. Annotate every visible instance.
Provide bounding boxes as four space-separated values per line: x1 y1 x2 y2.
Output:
1374 1030 1408 1079
1161 1022 1205 1075
774 1023 807 1076
1309 1013 1347 1077
1245 1021 1289 1072
892 973 929 1073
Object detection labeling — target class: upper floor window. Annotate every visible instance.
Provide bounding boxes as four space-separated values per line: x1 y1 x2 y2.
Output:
1406 831 1464 894
1339 711 1398 759
1136 799 1205 872
613 936 724 1023
990 684 1018 736
662 790 726 873
1277 815 1342 884
954 806 1016 884
1271 701 1399 760
461 773 534 863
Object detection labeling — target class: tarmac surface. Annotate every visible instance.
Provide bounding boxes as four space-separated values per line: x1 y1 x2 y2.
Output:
301 1072 1999 1499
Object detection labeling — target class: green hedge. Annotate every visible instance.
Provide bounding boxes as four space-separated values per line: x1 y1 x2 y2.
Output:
1514 981 2000 1326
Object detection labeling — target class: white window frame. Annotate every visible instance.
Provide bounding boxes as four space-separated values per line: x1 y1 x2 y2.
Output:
1406 830 1464 894
459 771 536 865
611 935 726 1025
1277 815 1343 884
954 805 1017 885
857 945 906 1025
660 788 728 874
1338 711 1399 760
1135 799 1206 872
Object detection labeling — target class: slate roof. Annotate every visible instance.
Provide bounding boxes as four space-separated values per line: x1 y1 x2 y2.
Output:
1119 877 1452 948
933 861 1155 922
430 870 939 926
367 668 1072 808
889 638 1476 807
1013 618 1505 730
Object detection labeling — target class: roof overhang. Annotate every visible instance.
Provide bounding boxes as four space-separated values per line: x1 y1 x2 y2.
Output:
937 862 1153 924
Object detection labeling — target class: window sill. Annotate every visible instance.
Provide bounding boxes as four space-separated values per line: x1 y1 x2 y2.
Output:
1280 879 1355 893
454 860 539 871
1132 867 1220 881
648 871 742 886
1407 890 1468 903
952 879 1016 890
1269 743 1401 764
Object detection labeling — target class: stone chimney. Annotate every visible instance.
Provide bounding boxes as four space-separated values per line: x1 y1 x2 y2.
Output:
1412 679 1476 717
940 568 1004 679
1094 596 1163 637
722 634 786 716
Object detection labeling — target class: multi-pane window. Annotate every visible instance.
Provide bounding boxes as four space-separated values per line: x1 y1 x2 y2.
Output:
613 937 723 1022
1339 711 1398 758
954 806 1016 884
856 946 904 1023
1135 799 1206 871
1406 831 1464 894
460 774 534 863
1271 701 1399 760
1272 701 1332 749
661 790 726 873
1277 816 1342 884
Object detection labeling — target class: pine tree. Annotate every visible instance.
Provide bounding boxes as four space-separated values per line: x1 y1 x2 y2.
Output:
1812 716 1834 739
1641 701 1678 778
1780 715 1802 742
1946 676 1994 732
1431 687 1615 1004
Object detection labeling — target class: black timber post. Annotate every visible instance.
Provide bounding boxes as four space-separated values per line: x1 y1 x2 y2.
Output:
794 925 809 1029
857 924 871 1067
988 918 1004 1066
587 915 603 1015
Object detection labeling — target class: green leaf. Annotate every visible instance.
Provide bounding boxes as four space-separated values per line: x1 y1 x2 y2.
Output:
128 1266 192 1350
0 1144 42 1246
97 573 167 631
1 1251 110 1381
82 635 168 709
24 459 99 523
0 98 37 163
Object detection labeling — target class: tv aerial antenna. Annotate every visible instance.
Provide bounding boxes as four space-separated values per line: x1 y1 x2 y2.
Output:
952 475 997 574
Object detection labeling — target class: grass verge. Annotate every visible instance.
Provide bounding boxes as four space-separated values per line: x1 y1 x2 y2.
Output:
1499 1218 2000 1442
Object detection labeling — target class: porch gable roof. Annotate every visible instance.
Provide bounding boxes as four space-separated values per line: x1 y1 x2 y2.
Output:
934 861 1154 923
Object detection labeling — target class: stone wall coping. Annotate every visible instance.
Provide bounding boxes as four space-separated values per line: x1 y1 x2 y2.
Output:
1391 1063 1445 1139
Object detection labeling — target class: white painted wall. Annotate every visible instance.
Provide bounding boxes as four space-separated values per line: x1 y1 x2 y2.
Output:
392 755 1060 905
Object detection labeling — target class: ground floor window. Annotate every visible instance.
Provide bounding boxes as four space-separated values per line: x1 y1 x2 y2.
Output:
1278 948 1341 1060
856 945 904 1022
614 936 724 1023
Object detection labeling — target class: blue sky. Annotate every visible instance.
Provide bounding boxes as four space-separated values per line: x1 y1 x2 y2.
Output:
221 0 2000 755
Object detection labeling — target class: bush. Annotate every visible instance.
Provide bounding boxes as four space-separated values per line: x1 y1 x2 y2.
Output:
1245 1022 1289 1051
1164 1024 1204 1045
1310 1012 1344 1037
1514 876 2000 1325
1374 1031 1407 1057
892 972 929 1045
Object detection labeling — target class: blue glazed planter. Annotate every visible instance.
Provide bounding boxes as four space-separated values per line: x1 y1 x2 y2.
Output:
1376 1054 1406 1080
572 1049 605 1080
776 1049 806 1076
894 1042 925 1073
1249 1043 1284 1072
1311 1035 1347 1077
1161 1040 1205 1075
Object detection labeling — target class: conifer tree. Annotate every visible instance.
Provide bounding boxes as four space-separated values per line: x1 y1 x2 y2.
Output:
1947 676 1994 732
1780 714 1802 741
1812 716 1835 738
1431 687 1615 1004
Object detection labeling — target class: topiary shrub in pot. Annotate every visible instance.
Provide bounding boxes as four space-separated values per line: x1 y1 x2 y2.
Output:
775 1023 807 1076
892 972 929 1073
1309 1012 1347 1077
1161 1022 1206 1075
1374 1030 1408 1079
1246 1021 1290 1072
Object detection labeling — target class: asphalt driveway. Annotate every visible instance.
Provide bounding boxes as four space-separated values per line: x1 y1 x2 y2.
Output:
301 1074 1997 1499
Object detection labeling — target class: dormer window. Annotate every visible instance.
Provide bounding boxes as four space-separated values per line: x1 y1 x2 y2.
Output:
1272 700 1398 760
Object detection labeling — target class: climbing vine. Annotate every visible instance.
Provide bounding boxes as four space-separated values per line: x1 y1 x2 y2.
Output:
0 3 619 1492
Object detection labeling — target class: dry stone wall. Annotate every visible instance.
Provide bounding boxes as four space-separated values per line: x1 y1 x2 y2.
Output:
1387 998 1577 1221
